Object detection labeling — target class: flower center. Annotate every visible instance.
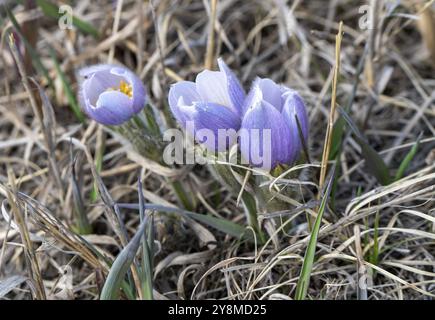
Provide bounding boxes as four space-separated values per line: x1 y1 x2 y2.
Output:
110 80 133 98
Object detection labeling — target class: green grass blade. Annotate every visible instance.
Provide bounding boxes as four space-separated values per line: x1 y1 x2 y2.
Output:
36 0 99 38
394 133 422 181
329 156 341 211
357 137 391 185
171 179 194 211
329 116 346 160
295 165 335 300
118 203 247 239
70 149 92 235
48 47 85 123
137 178 153 300
338 107 391 185
5 6 54 89
100 220 147 300
295 114 311 163
90 130 105 202
165 208 247 239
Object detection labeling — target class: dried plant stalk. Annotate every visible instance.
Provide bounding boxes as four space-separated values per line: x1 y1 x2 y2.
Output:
205 0 218 69
417 2 435 66
318 22 343 193
5 169 46 299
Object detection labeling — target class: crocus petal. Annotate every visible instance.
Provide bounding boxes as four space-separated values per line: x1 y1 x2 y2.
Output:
242 80 263 115
281 90 309 159
195 70 234 112
82 71 122 105
168 81 200 126
217 58 245 116
78 64 148 125
83 91 134 126
240 99 294 170
256 78 283 112
184 102 241 152
110 66 146 113
79 64 112 78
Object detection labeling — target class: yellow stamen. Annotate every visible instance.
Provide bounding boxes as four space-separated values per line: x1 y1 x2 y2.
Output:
108 80 133 98
119 80 133 97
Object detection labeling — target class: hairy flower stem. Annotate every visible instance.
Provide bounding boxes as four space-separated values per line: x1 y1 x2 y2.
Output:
240 191 266 244
115 118 162 162
208 162 265 243
113 113 193 210
171 179 194 211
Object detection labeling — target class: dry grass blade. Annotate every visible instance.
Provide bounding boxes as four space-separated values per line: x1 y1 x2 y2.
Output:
85 161 144 298
1 186 106 272
204 0 218 69
4 169 46 299
318 22 343 195
353 225 367 300
417 2 435 66
108 0 124 64
28 77 64 198
7 33 64 200
0 275 28 298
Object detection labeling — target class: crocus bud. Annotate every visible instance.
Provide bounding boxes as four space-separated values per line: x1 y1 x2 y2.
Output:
78 64 147 125
168 58 245 151
240 78 308 170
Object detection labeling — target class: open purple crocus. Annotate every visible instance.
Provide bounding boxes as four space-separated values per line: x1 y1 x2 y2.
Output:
167 59 309 170
168 58 245 151
240 78 309 170
78 64 147 125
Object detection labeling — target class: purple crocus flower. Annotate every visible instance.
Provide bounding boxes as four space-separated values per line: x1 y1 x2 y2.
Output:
240 78 309 170
78 64 147 125
168 58 245 151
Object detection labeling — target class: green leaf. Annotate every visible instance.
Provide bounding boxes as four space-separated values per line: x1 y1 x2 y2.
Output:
118 203 247 240
338 107 391 185
295 165 335 300
100 221 147 300
36 0 99 38
329 116 346 160
394 133 422 181
295 114 311 163
329 157 341 211
173 207 247 239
